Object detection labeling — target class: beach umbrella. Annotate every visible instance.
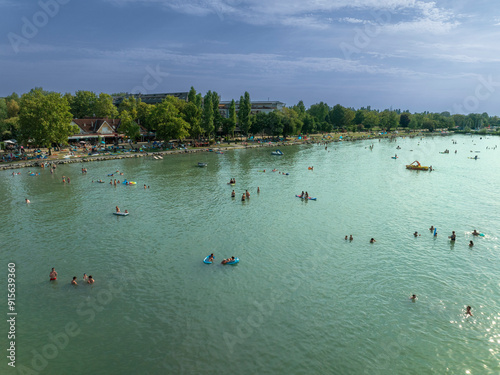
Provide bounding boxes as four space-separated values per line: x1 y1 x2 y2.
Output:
4 140 16 144
79 141 86 144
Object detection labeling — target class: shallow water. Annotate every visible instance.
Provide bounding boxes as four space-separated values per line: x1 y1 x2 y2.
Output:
1 134 499 374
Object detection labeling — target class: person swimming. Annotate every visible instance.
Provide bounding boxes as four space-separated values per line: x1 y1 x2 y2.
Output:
349 235 353 241
87 275 95 284
83 273 88 281
241 194 245 201
370 238 376 243
414 231 419 237
71 277 77 285
410 294 417 301
466 306 472 316
429 226 434 231
25 198 30 203
469 240 474 247
472 229 479 236
208 253 214 262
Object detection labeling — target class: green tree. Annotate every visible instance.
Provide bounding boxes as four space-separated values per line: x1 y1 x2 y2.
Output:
399 113 411 127
119 110 141 141
328 104 346 128
237 92 252 136
251 112 268 136
188 86 197 103
301 114 316 134
212 91 222 134
95 93 118 118
71 90 98 118
292 100 306 120
225 99 237 137
6 99 20 118
195 93 202 109
182 102 202 138
147 99 190 141
344 108 355 128
118 96 139 119
202 91 214 137
354 110 365 125
0 99 7 120
281 107 302 138
307 102 329 123
267 111 283 136
363 111 380 129
137 102 154 130
18 88 76 154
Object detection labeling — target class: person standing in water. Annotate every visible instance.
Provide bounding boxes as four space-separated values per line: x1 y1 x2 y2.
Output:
449 231 456 241
49 268 58 281
71 277 78 285
466 306 472 316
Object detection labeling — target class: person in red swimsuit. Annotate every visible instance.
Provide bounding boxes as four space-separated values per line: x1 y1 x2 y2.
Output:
49 268 57 281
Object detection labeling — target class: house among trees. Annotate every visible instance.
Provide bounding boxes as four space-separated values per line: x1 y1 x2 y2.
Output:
69 117 150 143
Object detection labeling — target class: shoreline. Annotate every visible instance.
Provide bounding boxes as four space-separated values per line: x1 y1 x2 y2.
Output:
0 131 440 171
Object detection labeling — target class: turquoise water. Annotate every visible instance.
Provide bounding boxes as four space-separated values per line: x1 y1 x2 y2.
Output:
1 135 499 374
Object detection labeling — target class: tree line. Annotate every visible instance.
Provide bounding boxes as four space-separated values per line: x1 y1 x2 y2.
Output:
2 87 500 150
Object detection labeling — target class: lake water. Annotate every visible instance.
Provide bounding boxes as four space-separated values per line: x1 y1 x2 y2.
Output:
1 135 499 374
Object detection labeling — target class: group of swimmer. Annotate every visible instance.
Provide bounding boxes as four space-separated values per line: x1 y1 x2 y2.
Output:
425 226 481 247
50 267 94 285
298 191 310 199
231 187 260 200
205 254 237 264
344 235 376 243
116 206 128 214
409 294 473 317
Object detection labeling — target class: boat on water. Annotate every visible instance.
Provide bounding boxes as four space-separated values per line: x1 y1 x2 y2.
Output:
271 150 284 155
197 162 208 167
406 161 429 171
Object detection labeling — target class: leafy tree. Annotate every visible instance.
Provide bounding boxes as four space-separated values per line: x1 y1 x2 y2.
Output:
251 112 268 136
344 108 355 128
212 91 222 134
0 117 19 140
195 93 202 109
118 96 139 119
6 99 20 119
281 107 302 138
328 104 346 128
292 100 306 119
137 102 154 129
399 113 411 127
363 111 379 129
354 110 365 125
225 99 237 137
188 86 197 103
237 92 252 136
5 92 20 103
202 91 214 137
95 93 118 118
71 90 98 118
182 102 202 138
307 102 329 123
301 114 316 134
18 88 76 154
267 111 283 136
0 98 7 120
119 110 140 141
147 99 190 141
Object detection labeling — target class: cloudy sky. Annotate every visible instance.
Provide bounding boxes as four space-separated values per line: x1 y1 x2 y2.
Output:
1 0 500 114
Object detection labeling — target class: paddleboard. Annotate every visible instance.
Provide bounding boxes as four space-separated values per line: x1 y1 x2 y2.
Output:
113 212 129 216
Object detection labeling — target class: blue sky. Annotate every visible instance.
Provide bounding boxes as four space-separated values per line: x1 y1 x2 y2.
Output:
1 0 500 114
